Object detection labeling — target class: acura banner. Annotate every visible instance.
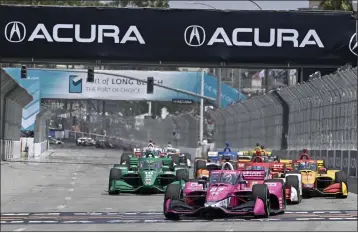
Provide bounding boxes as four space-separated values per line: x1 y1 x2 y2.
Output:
0 5 356 65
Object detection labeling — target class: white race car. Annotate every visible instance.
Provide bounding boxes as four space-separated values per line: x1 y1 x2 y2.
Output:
76 137 95 146
48 136 64 145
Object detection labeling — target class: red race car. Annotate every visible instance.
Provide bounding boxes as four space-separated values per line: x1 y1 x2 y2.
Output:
238 156 302 204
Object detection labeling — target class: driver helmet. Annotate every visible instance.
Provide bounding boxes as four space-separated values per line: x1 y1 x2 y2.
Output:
299 161 306 169
260 145 265 149
222 173 233 183
303 148 308 153
146 152 154 157
223 163 232 170
225 142 230 147
179 153 185 157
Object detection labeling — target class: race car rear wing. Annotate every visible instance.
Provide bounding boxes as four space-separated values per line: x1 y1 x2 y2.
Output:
269 163 286 172
317 160 325 169
240 170 266 180
280 159 293 170
208 151 219 158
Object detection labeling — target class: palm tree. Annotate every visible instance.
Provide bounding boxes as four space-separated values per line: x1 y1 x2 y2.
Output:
319 0 353 10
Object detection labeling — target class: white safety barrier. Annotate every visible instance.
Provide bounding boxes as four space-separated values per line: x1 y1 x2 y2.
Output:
1 139 13 160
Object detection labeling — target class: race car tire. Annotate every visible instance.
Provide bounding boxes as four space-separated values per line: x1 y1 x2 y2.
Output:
164 183 182 220
335 171 348 199
285 176 301 204
264 179 286 210
169 154 179 164
194 160 207 178
196 160 207 170
285 171 300 175
176 169 189 182
120 153 131 164
183 153 192 162
252 184 270 218
108 168 122 195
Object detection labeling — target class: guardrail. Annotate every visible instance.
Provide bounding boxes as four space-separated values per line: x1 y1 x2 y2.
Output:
1 67 33 160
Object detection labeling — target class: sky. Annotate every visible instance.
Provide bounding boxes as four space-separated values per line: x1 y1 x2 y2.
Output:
168 1 309 11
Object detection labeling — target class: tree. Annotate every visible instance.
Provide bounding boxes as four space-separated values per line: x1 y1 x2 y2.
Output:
0 0 169 8
0 0 106 6
319 0 353 11
109 0 169 8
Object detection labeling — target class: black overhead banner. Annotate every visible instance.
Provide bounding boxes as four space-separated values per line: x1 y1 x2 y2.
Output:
0 5 356 66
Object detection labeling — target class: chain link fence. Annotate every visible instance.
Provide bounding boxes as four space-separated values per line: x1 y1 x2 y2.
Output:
208 66 357 151
49 67 356 154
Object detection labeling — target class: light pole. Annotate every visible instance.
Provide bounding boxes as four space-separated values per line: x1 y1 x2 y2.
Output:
248 0 263 10
189 1 216 9
354 1 358 68
199 70 205 143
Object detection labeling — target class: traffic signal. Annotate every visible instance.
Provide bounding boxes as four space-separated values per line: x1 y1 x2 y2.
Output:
147 77 154 94
21 65 27 79
87 68 94 82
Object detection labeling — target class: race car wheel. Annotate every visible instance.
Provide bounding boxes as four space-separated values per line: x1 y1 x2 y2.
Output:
169 154 179 164
120 153 131 164
184 153 192 162
335 171 347 184
164 183 182 220
196 160 207 170
285 176 301 204
176 169 189 182
195 160 207 178
335 171 348 199
252 184 270 218
264 179 286 211
108 168 122 195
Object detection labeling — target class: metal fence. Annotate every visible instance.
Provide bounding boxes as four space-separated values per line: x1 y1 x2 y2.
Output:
209 66 357 151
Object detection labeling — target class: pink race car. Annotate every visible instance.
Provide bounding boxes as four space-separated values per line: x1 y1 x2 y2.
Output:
163 170 285 220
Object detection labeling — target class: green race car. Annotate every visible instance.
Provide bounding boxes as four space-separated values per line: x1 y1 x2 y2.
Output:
108 152 189 194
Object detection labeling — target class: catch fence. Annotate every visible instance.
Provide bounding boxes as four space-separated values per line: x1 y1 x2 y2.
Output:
209 66 357 151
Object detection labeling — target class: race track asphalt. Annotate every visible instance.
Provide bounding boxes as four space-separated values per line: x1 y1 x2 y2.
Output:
1 144 357 231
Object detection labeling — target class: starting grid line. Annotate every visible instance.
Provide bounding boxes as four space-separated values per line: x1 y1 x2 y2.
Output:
1 217 357 224
1 210 356 216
